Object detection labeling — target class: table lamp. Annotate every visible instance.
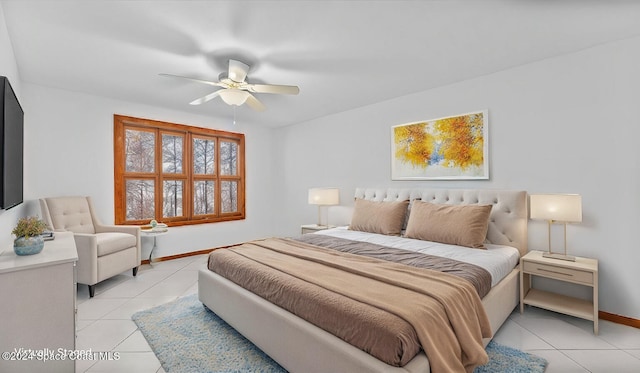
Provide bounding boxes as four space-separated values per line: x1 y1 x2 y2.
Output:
308 188 339 227
530 193 582 261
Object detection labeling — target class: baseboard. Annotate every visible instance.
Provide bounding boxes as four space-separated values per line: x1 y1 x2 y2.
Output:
141 248 215 265
599 311 640 329
141 245 234 265
143 250 640 331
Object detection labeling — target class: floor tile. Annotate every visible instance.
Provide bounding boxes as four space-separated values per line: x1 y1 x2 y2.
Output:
76 319 138 351
148 256 197 272
181 256 209 271
96 270 177 299
181 282 199 297
77 273 133 303
511 316 616 350
77 298 130 320
114 331 153 352
562 349 640 373
493 319 555 350
85 351 160 372
137 270 198 297
627 349 640 359
77 319 95 332
530 350 589 373
102 296 177 320
593 320 640 349
76 357 98 373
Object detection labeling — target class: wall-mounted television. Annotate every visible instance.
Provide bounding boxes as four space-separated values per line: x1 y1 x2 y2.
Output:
0 76 24 210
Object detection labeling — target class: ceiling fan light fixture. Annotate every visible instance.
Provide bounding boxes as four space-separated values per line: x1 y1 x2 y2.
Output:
161 58 299 111
219 89 250 106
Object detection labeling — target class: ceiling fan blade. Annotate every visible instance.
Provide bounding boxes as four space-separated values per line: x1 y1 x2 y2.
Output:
159 73 222 87
228 59 250 83
244 94 266 112
189 90 223 105
248 84 300 95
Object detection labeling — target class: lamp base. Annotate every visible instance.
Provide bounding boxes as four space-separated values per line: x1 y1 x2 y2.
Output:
542 252 576 262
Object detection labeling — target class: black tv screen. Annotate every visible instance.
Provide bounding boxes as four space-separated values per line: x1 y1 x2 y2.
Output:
0 76 24 210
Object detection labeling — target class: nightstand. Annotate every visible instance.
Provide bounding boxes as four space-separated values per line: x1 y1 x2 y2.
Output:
520 250 599 334
301 224 334 234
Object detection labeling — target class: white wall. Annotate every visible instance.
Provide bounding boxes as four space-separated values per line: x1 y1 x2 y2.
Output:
22 83 277 259
0 3 30 253
274 35 640 319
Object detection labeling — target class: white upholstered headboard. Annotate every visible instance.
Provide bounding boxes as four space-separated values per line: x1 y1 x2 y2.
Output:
354 188 528 256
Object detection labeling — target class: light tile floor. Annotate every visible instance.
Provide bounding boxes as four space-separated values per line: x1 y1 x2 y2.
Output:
75 254 640 373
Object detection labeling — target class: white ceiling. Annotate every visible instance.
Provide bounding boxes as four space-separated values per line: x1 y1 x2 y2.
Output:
3 0 640 127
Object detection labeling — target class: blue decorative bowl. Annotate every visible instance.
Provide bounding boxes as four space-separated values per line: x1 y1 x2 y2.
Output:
14 236 45 256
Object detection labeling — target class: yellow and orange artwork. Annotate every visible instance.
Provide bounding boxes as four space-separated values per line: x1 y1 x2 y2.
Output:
392 110 488 179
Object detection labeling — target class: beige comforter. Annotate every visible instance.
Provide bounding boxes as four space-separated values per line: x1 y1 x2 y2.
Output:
208 237 492 373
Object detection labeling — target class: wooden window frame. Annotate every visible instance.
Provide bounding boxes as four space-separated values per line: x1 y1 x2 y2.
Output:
114 114 245 226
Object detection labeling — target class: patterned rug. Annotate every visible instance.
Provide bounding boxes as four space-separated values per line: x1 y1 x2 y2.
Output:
133 294 547 373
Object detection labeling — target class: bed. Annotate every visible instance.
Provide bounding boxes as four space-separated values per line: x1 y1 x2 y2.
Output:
198 188 527 373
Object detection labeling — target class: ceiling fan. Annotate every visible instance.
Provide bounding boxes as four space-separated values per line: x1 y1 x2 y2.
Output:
160 59 300 111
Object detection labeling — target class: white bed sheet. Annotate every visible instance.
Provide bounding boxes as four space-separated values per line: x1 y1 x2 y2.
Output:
313 226 520 287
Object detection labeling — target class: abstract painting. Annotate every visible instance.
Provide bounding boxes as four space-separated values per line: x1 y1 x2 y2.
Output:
391 110 488 180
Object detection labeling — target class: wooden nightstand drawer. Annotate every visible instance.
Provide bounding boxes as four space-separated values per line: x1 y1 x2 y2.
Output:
523 261 593 285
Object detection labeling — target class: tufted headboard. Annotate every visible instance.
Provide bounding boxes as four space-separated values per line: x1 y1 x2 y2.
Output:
354 188 528 256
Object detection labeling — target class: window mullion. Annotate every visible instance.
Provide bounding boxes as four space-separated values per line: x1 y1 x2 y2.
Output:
154 128 162 222
186 132 193 220
215 136 220 217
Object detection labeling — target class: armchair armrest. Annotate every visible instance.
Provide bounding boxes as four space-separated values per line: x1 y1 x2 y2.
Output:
73 233 99 285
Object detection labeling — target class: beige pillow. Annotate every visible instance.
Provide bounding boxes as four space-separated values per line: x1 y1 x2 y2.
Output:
405 201 492 249
349 199 409 236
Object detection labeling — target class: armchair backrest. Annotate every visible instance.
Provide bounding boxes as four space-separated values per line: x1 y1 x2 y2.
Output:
40 196 97 234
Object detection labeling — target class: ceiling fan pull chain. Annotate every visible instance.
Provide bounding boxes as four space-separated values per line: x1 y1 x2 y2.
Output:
233 106 237 125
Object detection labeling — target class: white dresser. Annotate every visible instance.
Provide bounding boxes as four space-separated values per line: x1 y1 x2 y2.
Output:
0 232 78 373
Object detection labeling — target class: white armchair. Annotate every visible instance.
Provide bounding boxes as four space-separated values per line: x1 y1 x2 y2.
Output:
39 196 141 297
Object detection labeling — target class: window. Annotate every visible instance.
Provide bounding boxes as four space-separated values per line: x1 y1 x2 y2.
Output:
114 115 245 226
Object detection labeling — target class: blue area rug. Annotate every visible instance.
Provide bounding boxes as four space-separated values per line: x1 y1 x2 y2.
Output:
132 294 285 373
133 294 547 373
476 340 547 373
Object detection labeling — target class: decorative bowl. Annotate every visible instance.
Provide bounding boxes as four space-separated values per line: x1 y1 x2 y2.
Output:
14 236 45 256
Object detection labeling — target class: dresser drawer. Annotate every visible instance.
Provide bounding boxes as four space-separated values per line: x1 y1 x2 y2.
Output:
523 261 593 285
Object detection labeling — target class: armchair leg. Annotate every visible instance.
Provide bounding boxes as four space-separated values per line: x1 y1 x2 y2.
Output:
133 266 139 277
88 285 95 298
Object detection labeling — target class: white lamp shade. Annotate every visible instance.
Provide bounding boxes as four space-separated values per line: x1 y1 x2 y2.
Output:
308 188 339 206
530 194 582 223
219 89 250 106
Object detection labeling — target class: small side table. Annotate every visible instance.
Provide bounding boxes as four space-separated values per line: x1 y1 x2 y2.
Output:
520 250 599 334
141 226 168 263
301 224 335 234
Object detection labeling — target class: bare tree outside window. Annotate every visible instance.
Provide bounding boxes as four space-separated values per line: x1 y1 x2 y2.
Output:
193 138 215 175
221 180 238 213
220 141 238 176
163 180 183 218
125 129 155 173
126 179 155 220
162 134 183 173
194 180 214 215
